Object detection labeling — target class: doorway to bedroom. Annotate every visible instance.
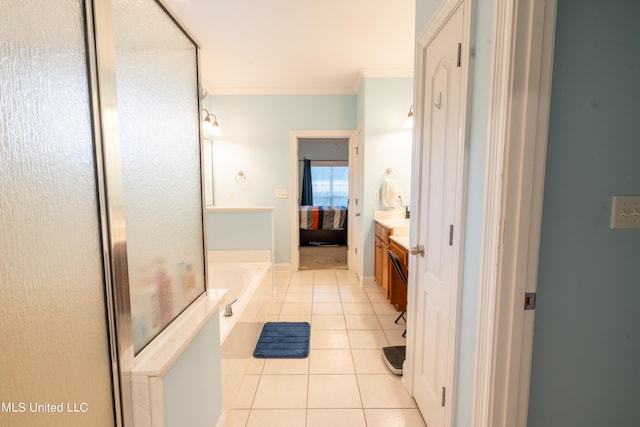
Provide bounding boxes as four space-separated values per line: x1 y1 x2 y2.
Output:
298 138 348 270
289 131 361 274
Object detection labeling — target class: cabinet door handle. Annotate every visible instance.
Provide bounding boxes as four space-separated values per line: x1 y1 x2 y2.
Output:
410 245 425 257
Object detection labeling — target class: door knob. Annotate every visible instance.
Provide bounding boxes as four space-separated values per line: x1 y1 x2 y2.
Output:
410 244 425 256
355 213 361 216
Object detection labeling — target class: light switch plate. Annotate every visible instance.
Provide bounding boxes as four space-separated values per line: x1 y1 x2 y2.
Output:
611 195 640 229
276 189 288 199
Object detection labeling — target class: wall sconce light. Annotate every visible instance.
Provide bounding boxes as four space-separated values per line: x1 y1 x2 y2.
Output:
404 105 414 129
202 109 221 139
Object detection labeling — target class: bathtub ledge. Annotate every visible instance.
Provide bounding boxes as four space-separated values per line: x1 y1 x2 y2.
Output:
132 291 226 377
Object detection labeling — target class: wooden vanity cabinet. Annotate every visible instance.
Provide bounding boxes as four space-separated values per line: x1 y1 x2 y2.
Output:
374 222 391 298
388 239 408 312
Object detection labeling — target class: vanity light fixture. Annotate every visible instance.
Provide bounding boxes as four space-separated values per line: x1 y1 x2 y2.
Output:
404 105 414 129
202 108 222 138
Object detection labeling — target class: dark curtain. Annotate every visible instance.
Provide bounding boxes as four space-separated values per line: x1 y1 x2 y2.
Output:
301 158 313 206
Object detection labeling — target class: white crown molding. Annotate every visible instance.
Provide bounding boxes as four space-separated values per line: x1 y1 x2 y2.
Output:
353 68 414 93
205 68 414 96
207 85 358 96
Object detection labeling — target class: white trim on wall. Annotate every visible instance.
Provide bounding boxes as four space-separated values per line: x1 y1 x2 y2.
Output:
405 1 474 426
289 130 357 272
472 1 557 426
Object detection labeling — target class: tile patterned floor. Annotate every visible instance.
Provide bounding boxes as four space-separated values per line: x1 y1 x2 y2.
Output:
222 270 426 427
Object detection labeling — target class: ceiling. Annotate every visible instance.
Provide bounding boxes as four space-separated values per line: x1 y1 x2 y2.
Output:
163 0 416 95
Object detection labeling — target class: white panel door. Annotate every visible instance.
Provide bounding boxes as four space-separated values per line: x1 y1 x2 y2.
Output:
348 129 363 279
412 4 464 427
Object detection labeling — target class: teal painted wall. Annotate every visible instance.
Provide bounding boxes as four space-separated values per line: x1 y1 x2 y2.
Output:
203 95 356 264
360 77 414 276
528 1 640 425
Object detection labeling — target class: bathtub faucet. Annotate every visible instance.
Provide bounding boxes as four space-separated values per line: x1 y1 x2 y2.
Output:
224 298 238 317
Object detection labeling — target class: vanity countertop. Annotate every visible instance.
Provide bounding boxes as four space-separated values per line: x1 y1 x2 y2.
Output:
375 217 410 231
390 235 410 251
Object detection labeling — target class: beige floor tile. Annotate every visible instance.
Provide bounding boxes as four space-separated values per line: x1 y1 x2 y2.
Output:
345 314 382 330
336 276 361 286
342 302 375 315
222 410 249 427
310 330 350 349
363 408 427 427
384 329 407 346
347 330 389 349
312 292 342 303
365 286 387 298
272 292 286 303
276 271 291 284
252 375 308 408
287 283 314 291
371 301 400 315
278 314 312 323
312 302 343 315
309 349 355 374
263 357 309 375
313 283 339 293
290 274 314 286
306 409 366 427
352 349 391 374
263 301 283 315
263 314 279 323
273 284 289 293
246 409 307 427
357 375 417 408
377 314 406 330
246 358 265 375
339 293 370 303
311 314 346 330
232 375 260 409
284 291 313 303
307 375 362 408
313 271 338 283
280 302 312 315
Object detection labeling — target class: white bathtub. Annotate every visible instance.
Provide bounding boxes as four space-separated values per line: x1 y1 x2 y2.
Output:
207 251 274 411
208 261 272 344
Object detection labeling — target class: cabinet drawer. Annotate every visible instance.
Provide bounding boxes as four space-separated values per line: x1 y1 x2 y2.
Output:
389 240 408 269
375 223 390 243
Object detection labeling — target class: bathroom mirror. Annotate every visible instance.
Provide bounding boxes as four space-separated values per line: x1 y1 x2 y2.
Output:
203 138 214 206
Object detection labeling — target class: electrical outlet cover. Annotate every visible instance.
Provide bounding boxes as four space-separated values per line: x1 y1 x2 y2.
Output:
611 195 640 229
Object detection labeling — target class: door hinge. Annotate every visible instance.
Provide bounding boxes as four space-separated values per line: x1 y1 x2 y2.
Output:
441 387 446 407
524 292 537 310
355 247 358 255
449 224 454 246
456 43 462 67
355 146 359 154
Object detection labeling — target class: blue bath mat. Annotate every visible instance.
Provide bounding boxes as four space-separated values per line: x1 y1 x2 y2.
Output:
253 322 310 358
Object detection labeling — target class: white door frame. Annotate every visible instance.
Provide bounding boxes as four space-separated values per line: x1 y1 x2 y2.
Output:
405 1 473 425
472 0 557 426
289 130 357 272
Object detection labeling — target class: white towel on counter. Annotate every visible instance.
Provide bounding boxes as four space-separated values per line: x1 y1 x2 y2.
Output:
381 174 397 207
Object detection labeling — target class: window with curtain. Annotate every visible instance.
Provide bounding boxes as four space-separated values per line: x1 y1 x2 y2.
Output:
311 161 348 206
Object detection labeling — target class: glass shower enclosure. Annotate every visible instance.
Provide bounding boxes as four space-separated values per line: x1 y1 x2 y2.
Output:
0 0 206 425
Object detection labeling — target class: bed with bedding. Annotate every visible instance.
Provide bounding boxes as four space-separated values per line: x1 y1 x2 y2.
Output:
299 205 348 245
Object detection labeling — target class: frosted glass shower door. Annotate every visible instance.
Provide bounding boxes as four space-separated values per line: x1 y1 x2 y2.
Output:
0 1 115 426
112 0 206 354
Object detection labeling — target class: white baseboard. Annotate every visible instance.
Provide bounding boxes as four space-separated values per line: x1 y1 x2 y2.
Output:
275 263 292 271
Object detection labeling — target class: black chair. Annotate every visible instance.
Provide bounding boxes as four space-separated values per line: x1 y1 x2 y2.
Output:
382 249 408 375
387 249 407 337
